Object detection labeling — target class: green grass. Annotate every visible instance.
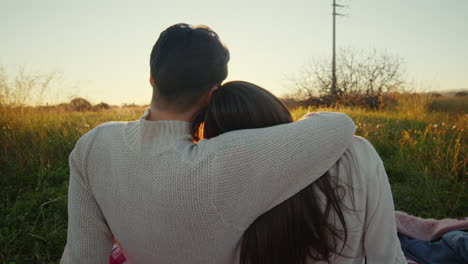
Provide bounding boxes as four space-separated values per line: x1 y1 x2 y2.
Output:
0 106 145 264
293 106 467 218
1 104 467 263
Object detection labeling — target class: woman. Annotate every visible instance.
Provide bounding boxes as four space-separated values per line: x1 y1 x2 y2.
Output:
191 81 406 264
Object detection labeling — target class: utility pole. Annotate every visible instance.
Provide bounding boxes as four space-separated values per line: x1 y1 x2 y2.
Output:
332 0 345 96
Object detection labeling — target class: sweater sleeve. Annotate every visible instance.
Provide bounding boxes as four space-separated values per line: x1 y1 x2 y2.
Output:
210 112 355 230
363 154 406 263
60 129 113 264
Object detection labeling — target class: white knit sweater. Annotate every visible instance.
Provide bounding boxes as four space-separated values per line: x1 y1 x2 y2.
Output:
60 109 404 263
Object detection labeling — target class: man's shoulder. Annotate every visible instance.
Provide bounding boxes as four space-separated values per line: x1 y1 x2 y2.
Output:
94 120 130 130
75 121 130 148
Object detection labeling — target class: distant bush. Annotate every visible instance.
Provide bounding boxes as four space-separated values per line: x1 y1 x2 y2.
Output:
430 92 442 97
280 97 302 109
70 97 92 112
92 102 111 111
430 96 468 113
121 103 139 108
455 91 467 97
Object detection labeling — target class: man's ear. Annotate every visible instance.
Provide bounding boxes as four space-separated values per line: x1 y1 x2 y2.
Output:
149 76 155 87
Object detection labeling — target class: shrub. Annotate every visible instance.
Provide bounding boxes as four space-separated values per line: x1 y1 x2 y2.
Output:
69 98 92 112
92 102 111 111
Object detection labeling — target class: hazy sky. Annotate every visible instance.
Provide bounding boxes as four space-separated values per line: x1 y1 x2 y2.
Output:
1 0 467 105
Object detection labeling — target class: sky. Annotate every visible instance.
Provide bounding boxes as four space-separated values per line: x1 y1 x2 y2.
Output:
1 0 467 105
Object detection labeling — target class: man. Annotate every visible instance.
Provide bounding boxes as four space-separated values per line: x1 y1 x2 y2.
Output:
60 23 355 263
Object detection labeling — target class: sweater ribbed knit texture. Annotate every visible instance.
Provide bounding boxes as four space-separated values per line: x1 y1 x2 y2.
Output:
60 109 404 263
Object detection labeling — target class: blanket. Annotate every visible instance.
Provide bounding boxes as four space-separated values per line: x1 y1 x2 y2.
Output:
395 211 468 241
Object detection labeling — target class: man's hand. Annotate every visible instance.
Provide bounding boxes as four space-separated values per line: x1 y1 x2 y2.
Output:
299 112 317 120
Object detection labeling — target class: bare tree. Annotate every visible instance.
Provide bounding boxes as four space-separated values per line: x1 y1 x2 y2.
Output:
290 48 405 101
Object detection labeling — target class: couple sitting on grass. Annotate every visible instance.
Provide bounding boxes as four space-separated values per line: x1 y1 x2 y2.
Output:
60 23 408 264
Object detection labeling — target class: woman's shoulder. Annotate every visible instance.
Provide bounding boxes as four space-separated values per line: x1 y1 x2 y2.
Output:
333 136 385 188
347 136 383 166
330 136 388 218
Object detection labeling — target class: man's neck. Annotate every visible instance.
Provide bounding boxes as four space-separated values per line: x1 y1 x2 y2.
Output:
146 106 197 122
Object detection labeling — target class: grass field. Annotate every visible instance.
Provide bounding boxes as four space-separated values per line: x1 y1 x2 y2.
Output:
0 97 467 263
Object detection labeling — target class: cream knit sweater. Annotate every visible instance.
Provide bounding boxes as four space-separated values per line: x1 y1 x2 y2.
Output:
60 109 404 263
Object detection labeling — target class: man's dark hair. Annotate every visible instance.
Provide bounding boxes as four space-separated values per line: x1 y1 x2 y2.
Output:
150 23 230 112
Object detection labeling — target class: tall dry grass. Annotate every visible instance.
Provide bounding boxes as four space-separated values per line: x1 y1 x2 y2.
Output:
394 92 434 118
0 87 466 263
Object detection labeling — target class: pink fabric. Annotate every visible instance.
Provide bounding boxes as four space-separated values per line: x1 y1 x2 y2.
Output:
405 256 420 264
109 241 129 264
395 211 468 241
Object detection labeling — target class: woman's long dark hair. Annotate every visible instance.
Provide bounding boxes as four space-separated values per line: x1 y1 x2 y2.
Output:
191 81 352 264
